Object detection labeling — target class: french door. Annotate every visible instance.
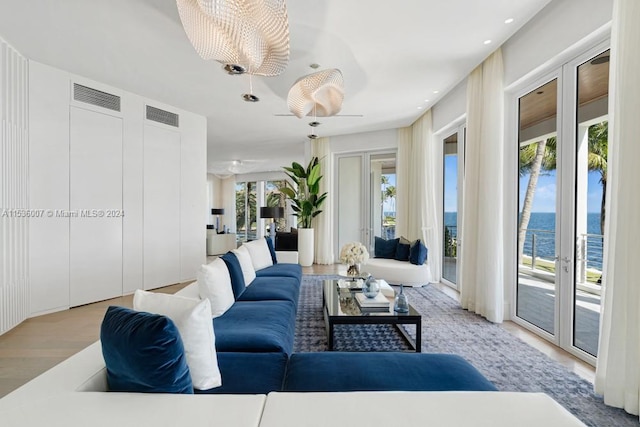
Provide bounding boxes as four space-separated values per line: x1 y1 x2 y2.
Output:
334 151 397 256
441 125 465 289
514 43 610 365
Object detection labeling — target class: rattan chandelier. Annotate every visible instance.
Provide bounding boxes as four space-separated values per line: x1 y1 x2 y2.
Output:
176 0 290 77
287 69 344 118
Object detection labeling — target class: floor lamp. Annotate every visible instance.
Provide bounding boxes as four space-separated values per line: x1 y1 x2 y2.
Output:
211 208 225 232
260 207 285 241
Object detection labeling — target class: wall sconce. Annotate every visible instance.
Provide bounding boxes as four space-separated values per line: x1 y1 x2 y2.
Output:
259 206 284 241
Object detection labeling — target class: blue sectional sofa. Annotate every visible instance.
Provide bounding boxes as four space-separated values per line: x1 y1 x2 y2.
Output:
99 238 497 395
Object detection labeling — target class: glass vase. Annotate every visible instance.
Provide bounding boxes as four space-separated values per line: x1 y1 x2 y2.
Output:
394 284 409 313
346 263 360 277
362 276 380 298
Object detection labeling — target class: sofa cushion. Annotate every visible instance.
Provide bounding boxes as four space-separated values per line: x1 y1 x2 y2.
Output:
197 259 235 317
213 300 296 354
409 239 428 265
265 236 278 264
255 263 303 281
232 245 256 285
394 237 411 261
100 306 193 394
236 276 300 305
375 237 399 259
221 251 246 299
132 290 221 390
196 352 288 395
283 352 497 392
244 238 274 271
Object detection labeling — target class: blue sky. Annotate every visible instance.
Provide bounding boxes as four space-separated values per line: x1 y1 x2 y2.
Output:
519 170 603 213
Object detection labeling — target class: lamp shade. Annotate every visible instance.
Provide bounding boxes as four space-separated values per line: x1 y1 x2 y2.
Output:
260 207 284 219
176 0 290 76
211 208 225 215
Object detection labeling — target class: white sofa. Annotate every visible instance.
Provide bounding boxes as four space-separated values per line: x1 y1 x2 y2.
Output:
363 258 432 287
0 341 586 427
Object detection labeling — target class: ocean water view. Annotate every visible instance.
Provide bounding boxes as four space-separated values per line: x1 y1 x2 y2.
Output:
444 212 604 271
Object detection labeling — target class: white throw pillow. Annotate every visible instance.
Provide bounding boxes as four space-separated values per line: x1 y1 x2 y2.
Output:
133 289 222 390
197 258 235 317
232 245 256 286
244 238 274 271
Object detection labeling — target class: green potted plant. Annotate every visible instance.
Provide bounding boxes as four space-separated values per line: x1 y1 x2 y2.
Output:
280 156 327 266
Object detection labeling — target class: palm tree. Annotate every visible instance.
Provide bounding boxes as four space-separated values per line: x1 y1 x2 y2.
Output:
588 121 608 234
517 137 556 264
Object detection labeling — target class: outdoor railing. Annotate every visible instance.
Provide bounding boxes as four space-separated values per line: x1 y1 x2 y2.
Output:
522 228 603 285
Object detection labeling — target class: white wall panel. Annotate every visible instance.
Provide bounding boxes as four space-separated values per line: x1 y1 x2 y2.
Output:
121 95 144 294
1 39 29 334
28 62 72 315
179 113 206 281
69 107 123 306
144 124 181 289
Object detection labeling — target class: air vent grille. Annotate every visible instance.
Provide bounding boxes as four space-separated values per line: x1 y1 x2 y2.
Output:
146 105 179 127
73 83 121 112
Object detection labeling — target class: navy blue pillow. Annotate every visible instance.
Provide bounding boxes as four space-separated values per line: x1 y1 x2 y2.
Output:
221 251 246 299
409 239 428 265
100 306 193 394
395 242 411 261
375 237 399 259
265 237 278 264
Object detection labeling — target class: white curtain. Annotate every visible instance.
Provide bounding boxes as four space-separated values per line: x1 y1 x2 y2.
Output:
395 126 412 239
459 49 504 323
396 111 441 282
311 137 334 264
595 0 640 417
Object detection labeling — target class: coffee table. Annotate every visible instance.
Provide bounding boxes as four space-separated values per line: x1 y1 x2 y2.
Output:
322 279 422 352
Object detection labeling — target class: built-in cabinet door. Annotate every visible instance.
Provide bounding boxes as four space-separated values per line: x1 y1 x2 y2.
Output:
144 124 181 289
69 106 123 306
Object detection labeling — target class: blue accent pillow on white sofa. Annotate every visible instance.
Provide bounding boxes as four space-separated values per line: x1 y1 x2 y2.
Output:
100 306 193 394
409 239 428 265
375 237 399 259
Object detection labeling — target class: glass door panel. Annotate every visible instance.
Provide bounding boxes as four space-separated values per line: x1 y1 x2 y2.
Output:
442 133 458 285
370 154 397 250
573 50 610 356
336 156 363 254
516 79 558 336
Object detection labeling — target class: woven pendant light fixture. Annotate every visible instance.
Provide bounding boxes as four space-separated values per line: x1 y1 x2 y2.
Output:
176 0 290 77
287 68 344 118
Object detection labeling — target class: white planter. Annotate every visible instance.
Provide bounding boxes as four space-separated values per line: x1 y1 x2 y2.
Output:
297 228 314 267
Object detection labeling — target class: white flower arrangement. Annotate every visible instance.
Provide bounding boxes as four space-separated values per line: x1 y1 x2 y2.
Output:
339 242 370 265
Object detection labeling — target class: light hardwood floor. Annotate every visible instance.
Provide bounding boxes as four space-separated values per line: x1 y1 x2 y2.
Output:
0 263 594 398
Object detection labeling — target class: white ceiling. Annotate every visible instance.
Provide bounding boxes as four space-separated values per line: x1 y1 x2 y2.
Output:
0 0 551 175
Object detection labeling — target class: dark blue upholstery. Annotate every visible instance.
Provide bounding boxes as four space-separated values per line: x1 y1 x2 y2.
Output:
221 251 246 299
237 276 300 306
409 239 428 265
100 306 193 394
283 352 497 392
265 237 278 264
255 263 302 281
213 300 297 354
394 241 411 261
196 352 288 394
375 237 399 259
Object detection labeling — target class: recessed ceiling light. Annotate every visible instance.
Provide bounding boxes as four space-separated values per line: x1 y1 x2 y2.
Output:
424 99 430 103
417 106 423 110
433 90 439 94
484 40 492 45
504 18 514 24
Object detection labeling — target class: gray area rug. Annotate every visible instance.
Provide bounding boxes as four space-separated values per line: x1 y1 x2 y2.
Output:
294 275 637 427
